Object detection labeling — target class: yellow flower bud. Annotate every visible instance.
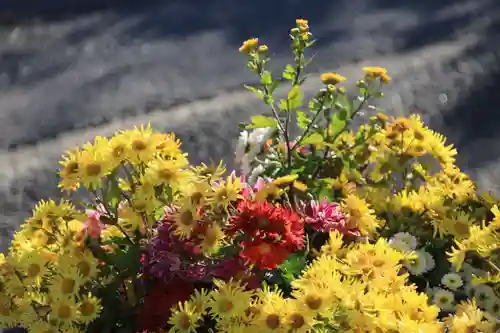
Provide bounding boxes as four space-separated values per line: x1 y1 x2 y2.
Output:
239 38 259 53
258 45 269 53
320 72 346 85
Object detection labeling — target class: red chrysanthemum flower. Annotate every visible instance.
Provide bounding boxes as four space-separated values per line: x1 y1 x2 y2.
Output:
227 200 304 269
240 239 291 270
227 200 304 250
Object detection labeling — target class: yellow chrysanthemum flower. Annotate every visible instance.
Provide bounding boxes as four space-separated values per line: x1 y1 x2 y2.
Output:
319 72 346 85
208 176 244 211
27 321 57 333
117 202 146 234
49 296 78 326
189 288 211 315
252 288 287 332
143 157 190 189
15 250 50 287
341 194 384 235
191 160 227 182
77 137 113 189
58 148 81 191
76 293 102 324
171 206 201 240
49 266 85 300
168 300 202 333
282 299 317 333
114 124 162 165
199 223 225 255
57 249 99 283
239 38 259 53
208 280 253 320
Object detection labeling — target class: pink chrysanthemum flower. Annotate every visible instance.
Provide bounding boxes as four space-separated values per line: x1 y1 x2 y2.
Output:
303 199 357 235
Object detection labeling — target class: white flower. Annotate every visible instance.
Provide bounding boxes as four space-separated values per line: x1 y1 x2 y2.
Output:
248 127 274 146
248 164 265 185
404 250 427 276
441 273 463 290
420 250 435 273
404 249 435 275
392 232 418 250
474 284 497 308
235 130 249 163
388 238 412 253
432 288 455 311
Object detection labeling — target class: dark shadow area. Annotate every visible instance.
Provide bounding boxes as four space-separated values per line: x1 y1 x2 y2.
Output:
438 8 500 169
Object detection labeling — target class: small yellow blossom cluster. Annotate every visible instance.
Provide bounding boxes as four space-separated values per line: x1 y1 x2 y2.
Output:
362 66 392 83
293 18 311 41
0 125 251 332
448 205 500 272
58 124 187 191
0 200 101 333
58 123 242 249
327 113 479 241
167 232 498 332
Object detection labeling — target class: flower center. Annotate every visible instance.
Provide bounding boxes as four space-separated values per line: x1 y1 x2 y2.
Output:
178 313 191 329
265 314 280 329
258 243 272 254
289 313 305 329
64 162 79 175
159 168 175 181
112 144 125 158
77 261 91 278
219 299 234 313
305 295 322 310
0 304 10 316
79 301 95 316
180 211 195 226
58 304 72 319
257 217 270 228
132 139 147 151
191 192 203 205
27 263 41 278
61 278 76 294
85 163 102 176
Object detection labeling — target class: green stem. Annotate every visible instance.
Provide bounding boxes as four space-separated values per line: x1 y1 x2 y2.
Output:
292 97 326 150
311 92 370 181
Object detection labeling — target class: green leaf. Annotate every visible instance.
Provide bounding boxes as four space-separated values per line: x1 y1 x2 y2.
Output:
287 85 303 110
336 95 352 115
329 112 348 139
279 99 288 111
296 110 310 130
247 115 278 129
269 79 281 94
109 243 141 274
302 132 324 145
244 84 265 99
279 252 306 283
105 173 122 211
283 64 295 81
260 71 273 86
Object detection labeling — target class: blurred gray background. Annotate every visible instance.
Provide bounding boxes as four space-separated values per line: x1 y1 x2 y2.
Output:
0 0 500 252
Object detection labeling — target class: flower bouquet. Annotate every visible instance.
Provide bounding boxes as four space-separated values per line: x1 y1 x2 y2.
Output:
1 19 499 333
